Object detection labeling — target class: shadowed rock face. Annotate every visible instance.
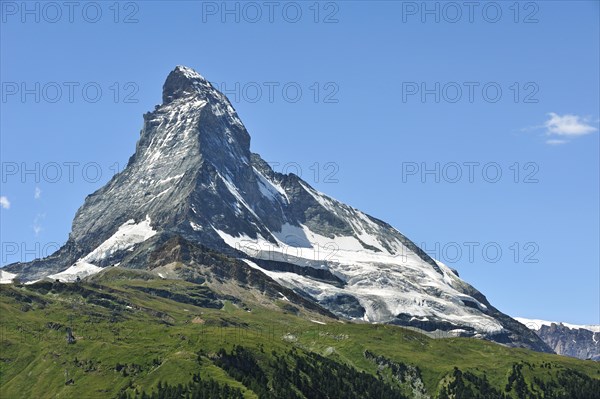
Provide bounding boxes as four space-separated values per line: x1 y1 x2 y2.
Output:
4 66 552 354
321 294 366 318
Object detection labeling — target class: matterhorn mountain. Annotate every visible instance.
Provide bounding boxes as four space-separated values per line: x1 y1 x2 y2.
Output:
3 66 550 353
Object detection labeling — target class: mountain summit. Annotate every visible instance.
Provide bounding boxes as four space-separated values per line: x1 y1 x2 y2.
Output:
3 66 551 353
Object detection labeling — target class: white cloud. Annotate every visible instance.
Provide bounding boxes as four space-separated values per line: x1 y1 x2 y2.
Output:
33 213 45 236
523 113 598 145
0 196 10 209
34 187 42 200
544 113 597 137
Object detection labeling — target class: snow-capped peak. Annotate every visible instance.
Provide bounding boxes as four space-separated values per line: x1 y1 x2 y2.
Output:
174 65 207 81
1 66 551 353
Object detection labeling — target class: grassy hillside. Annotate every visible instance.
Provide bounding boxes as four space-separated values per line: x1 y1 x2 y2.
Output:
1 271 598 398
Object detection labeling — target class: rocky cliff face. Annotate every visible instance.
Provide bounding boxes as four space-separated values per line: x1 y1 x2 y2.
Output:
538 324 599 360
3 66 552 353
516 318 599 360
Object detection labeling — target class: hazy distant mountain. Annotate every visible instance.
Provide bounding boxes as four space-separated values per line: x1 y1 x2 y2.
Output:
516 317 599 360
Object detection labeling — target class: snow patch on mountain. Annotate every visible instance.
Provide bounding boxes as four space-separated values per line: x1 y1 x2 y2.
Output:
0 269 17 284
218 172 260 218
515 317 600 333
174 65 207 81
299 182 339 214
219 223 503 333
39 216 156 283
82 216 157 263
47 262 103 282
254 167 288 203
242 258 347 301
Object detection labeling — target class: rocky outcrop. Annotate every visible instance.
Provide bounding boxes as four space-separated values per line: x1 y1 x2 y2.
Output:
534 323 598 360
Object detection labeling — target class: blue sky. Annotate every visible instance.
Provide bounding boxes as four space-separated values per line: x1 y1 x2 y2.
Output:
1 1 598 324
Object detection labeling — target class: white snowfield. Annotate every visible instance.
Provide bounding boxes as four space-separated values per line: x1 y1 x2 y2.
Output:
47 262 103 282
18 216 157 283
214 179 504 334
254 167 289 203
82 215 156 263
515 317 600 333
0 269 17 284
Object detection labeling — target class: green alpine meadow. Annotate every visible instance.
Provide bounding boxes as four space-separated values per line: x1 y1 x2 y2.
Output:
1 267 598 398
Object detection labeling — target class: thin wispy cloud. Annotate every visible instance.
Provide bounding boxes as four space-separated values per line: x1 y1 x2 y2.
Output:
34 187 42 200
33 213 45 236
0 196 10 209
